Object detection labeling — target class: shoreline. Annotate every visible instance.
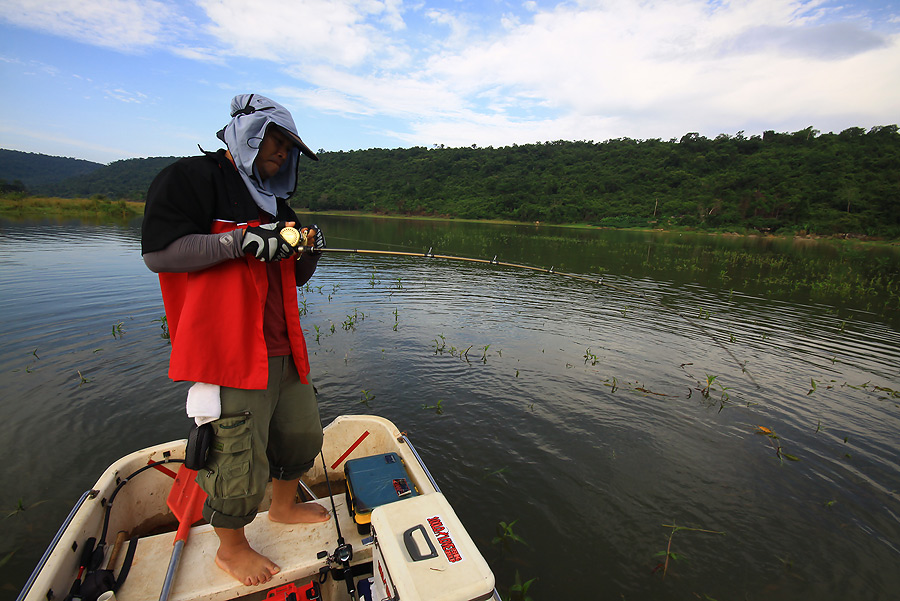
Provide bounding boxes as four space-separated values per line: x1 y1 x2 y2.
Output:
1 196 897 246
0 195 144 221
293 209 900 247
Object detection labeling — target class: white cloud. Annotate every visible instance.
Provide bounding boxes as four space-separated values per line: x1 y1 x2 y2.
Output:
3 0 898 157
104 88 149 103
171 46 228 64
196 0 406 68
426 8 472 45
282 63 465 118
241 0 899 149
724 21 889 59
404 0 900 142
0 0 185 51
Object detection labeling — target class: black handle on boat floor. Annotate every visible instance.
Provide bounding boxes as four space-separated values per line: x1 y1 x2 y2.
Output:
63 537 96 601
403 525 438 561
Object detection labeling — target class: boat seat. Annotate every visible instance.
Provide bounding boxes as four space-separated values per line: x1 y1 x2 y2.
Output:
114 496 370 601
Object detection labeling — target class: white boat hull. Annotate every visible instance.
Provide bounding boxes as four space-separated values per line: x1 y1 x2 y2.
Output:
20 415 495 601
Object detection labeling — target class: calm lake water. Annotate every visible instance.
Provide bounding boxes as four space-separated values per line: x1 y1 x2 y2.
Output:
1 215 899 600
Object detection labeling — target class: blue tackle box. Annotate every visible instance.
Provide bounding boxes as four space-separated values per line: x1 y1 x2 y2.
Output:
344 452 419 533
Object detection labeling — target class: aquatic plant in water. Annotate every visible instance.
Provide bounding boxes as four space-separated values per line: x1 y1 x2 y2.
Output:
358 389 375 407
653 522 725 578
5 498 48 519
153 315 169 341
422 399 444 415
111 321 125 339
433 334 447 354
756 426 799 464
493 519 528 552
505 571 537 601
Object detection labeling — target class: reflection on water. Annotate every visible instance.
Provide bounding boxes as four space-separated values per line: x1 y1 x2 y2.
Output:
1 217 898 600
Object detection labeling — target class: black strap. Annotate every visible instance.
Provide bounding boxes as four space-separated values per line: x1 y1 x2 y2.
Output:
231 94 276 118
115 537 139 590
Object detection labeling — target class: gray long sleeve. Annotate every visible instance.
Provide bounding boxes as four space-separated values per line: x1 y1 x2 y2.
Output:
142 231 244 273
143 230 321 282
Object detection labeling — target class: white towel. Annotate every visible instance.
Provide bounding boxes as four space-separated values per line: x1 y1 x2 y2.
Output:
186 382 221 426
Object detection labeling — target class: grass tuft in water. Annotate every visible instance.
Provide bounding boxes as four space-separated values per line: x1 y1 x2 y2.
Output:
653 522 726 578
493 519 528 552
358 389 375 407
5 498 48 519
756 425 800 463
153 315 170 341
505 571 537 601
422 399 444 415
111 321 125 339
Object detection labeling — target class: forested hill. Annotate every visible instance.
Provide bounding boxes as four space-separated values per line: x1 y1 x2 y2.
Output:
0 149 103 190
3 125 899 237
34 156 182 200
293 126 899 237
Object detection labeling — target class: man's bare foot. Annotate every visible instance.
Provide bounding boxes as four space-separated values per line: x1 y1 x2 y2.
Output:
268 500 331 524
268 478 332 524
214 528 280 586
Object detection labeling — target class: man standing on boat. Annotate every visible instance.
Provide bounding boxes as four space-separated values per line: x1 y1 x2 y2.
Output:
141 94 330 586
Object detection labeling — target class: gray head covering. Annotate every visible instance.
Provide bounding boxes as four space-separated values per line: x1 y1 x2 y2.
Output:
216 94 318 217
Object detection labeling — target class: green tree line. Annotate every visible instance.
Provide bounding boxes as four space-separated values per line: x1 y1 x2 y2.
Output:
3 125 898 237
294 126 899 237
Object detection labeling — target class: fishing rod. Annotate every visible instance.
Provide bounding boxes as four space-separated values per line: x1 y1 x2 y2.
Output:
298 245 605 284
295 244 759 388
319 450 356 601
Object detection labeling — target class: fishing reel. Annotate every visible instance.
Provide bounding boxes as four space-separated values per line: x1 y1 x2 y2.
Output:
316 542 354 578
318 542 353 567
315 542 357 600
335 542 353 564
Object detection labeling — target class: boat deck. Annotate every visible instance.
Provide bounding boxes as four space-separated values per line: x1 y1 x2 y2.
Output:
20 416 448 601
115 496 370 601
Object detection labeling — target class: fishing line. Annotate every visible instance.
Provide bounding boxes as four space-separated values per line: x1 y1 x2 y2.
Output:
324 234 425 252
300 245 760 388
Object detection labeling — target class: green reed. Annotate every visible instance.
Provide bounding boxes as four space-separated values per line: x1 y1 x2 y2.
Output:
640 238 900 316
358 389 375 407
653 522 726 579
755 426 799 464
492 519 528 553
505 571 537 601
111 321 125 339
153 315 170 341
422 399 444 415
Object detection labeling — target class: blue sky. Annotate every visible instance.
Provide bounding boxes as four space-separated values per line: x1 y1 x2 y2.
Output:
1 0 898 164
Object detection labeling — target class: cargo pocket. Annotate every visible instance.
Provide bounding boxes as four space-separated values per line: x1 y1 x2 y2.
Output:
200 413 253 500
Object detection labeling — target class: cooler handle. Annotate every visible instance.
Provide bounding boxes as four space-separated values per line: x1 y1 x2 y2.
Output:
403 525 438 561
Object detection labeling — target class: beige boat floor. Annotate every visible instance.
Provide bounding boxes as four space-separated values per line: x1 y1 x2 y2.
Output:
116 496 370 601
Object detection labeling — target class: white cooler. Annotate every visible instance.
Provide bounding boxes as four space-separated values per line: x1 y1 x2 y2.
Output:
369 492 495 601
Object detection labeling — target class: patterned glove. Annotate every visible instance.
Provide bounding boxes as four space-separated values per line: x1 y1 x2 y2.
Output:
308 224 326 255
241 222 296 262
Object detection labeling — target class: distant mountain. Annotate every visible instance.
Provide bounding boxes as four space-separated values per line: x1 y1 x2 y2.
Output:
0 149 104 189
36 156 182 200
